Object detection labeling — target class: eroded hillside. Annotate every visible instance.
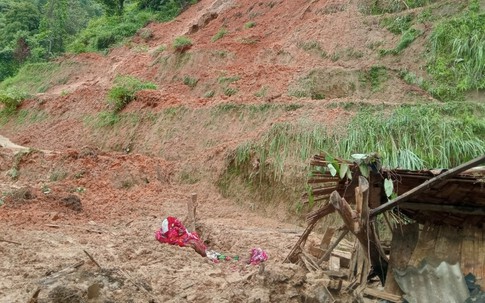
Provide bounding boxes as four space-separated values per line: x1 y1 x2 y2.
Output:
0 0 484 302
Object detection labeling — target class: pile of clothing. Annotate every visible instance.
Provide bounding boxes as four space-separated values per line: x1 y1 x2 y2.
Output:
155 216 268 264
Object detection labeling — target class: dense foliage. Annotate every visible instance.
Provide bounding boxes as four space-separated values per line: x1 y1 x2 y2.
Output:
0 0 196 82
427 1 485 101
0 0 102 81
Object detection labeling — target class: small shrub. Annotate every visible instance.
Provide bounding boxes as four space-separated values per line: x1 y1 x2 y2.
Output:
139 28 154 41
238 36 259 44
173 36 193 52
204 90 215 98
224 87 238 96
108 75 157 112
218 75 240 85
380 28 421 55
381 15 413 35
0 87 29 113
211 27 228 42
244 21 256 29
183 75 199 88
254 86 268 98
50 169 68 182
96 111 121 127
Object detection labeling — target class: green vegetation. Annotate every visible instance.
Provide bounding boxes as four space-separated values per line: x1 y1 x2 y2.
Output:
359 66 388 92
244 21 256 29
218 75 240 85
381 14 413 35
0 86 29 114
225 102 485 185
1 0 195 81
427 0 485 101
211 27 228 42
361 0 434 15
183 75 198 88
297 40 327 58
108 75 157 112
0 61 76 94
173 36 193 52
380 28 422 55
254 86 268 98
223 87 238 96
288 70 333 100
203 90 215 98
0 0 102 81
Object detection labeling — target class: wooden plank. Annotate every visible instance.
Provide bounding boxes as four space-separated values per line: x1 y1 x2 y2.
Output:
332 249 351 268
363 288 403 302
460 226 485 288
317 228 349 265
434 225 462 263
385 223 419 295
308 177 340 183
400 202 485 216
408 223 439 268
329 256 341 271
320 227 335 250
370 155 485 217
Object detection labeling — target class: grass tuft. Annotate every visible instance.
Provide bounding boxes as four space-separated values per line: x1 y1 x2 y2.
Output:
108 75 157 112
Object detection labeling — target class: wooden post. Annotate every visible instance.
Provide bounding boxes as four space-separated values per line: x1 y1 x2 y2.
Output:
187 193 197 232
329 176 389 285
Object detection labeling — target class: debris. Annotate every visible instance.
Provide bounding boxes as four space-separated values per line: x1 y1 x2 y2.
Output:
155 216 207 257
26 288 40 303
61 194 82 212
394 261 469 303
83 249 102 269
0 238 21 245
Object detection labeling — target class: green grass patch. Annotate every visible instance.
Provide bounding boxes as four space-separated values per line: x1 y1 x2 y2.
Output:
380 14 414 34
173 36 193 52
426 1 485 101
380 28 422 55
360 0 435 15
0 87 29 115
203 90 215 98
337 103 485 169
223 87 238 96
0 62 78 94
244 21 256 29
297 40 327 58
183 75 199 88
108 75 157 112
359 66 388 92
254 86 269 98
218 75 240 85
211 27 228 42
224 102 485 187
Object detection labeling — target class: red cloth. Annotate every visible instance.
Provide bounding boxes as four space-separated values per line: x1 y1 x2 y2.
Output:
155 217 207 256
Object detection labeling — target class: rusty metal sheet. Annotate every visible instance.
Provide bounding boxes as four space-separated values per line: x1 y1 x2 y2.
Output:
394 261 469 303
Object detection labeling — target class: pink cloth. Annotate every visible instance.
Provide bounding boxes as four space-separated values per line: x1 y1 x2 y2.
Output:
155 217 206 256
249 248 268 265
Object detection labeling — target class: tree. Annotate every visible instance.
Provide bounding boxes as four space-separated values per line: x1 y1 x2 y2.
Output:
95 0 125 16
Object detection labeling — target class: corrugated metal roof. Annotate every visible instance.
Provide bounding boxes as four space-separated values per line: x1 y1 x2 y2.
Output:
394 261 469 303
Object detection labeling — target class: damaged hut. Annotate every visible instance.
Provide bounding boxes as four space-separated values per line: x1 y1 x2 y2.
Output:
285 154 485 303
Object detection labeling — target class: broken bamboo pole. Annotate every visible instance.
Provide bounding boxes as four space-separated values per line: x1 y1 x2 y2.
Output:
317 227 349 265
285 203 336 263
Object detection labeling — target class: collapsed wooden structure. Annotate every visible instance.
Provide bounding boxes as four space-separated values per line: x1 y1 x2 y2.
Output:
285 154 485 302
